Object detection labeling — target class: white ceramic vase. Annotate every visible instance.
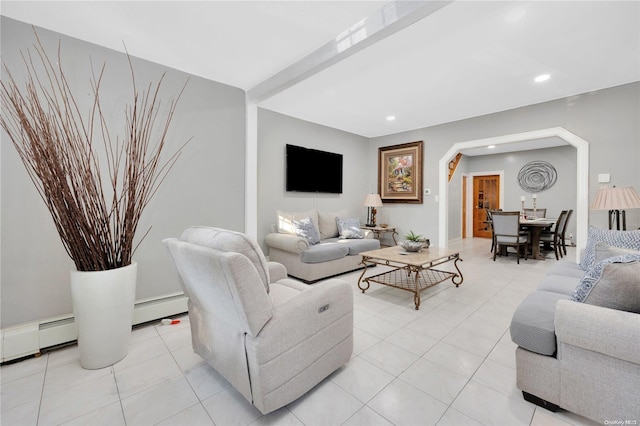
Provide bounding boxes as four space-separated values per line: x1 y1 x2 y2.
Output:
70 262 137 369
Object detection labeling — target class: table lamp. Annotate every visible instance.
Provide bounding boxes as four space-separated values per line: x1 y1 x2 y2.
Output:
363 193 383 227
590 186 640 230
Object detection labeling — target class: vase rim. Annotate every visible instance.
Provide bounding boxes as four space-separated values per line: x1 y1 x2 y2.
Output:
71 261 137 275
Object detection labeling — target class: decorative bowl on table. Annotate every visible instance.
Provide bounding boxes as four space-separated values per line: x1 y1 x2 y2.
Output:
399 240 423 252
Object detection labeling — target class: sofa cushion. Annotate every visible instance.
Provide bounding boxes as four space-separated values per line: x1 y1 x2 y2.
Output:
546 260 585 279
336 217 364 239
579 225 640 271
338 238 380 255
511 291 571 356
537 273 581 296
292 217 321 245
318 210 347 239
571 253 640 313
301 242 349 264
277 209 319 236
269 282 303 307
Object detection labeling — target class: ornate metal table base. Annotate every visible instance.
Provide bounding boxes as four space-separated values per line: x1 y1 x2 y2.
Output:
357 248 463 310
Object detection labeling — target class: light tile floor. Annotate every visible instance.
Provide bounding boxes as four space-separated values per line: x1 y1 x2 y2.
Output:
1 238 601 426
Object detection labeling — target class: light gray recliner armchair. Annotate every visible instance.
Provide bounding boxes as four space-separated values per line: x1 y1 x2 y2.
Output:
164 226 353 414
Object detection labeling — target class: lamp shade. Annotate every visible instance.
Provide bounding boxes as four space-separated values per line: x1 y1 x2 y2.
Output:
363 193 383 207
591 186 640 210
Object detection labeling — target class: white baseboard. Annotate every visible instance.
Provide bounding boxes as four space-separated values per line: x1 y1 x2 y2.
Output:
1 292 188 363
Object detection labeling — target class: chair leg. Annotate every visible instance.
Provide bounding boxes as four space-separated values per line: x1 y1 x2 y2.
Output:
493 243 497 261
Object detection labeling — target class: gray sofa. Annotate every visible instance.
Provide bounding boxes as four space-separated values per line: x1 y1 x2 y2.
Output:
510 232 640 423
265 209 380 283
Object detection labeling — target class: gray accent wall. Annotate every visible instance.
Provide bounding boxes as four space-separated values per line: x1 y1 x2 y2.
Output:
370 82 640 246
257 109 370 253
1 18 246 327
462 146 578 241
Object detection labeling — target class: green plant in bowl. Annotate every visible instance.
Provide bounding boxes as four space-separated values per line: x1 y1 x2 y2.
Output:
400 231 424 252
405 231 422 242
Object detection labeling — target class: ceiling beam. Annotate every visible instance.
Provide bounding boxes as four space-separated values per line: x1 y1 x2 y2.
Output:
247 0 453 103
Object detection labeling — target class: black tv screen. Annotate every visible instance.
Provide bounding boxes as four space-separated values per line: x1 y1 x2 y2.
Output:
286 144 343 194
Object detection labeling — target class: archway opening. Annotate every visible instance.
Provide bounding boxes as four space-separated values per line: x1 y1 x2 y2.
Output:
438 127 589 263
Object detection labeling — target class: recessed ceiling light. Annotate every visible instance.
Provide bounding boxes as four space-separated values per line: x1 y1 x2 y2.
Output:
386 115 396 121
534 74 551 83
488 145 496 149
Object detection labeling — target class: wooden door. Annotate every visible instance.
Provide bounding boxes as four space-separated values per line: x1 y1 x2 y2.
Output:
473 175 500 238
462 176 467 238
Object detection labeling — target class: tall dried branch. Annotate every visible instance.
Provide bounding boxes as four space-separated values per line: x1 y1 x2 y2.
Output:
1 31 189 271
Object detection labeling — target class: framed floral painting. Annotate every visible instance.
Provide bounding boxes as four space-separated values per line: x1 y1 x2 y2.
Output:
378 141 423 204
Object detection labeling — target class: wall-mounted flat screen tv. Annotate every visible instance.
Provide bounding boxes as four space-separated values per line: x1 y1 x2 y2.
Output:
286 144 343 194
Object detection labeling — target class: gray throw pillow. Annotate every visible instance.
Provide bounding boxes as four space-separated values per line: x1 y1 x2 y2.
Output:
579 225 640 271
593 241 640 264
336 217 364 239
292 217 321 245
571 253 640 313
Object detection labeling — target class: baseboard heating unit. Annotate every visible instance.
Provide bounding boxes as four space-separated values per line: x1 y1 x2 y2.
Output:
1 292 188 363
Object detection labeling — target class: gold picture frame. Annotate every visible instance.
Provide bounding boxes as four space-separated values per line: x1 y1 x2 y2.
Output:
378 141 423 204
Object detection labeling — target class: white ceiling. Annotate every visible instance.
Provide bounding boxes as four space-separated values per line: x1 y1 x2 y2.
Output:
2 1 639 140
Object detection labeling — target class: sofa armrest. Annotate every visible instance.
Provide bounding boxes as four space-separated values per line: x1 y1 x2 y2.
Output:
264 232 309 254
251 279 352 362
555 299 640 365
266 261 287 283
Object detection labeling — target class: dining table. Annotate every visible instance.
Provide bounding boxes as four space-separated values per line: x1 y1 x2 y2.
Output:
520 217 556 260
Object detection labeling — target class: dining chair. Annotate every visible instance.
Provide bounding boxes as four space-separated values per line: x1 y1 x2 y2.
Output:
560 209 573 255
492 211 530 264
487 209 501 253
539 210 568 260
524 208 546 218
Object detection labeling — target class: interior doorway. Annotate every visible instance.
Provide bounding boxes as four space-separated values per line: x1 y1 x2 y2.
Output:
473 175 500 238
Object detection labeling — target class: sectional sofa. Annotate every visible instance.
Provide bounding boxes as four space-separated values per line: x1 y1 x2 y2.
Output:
510 226 640 423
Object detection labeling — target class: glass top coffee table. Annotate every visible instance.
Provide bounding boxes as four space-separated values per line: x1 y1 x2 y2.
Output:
358 245 463 310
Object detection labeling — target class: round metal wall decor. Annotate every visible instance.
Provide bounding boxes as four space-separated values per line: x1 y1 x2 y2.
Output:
517 161 557 193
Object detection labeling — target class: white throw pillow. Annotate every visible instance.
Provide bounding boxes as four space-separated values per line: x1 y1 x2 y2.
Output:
292 217 321 245
277 209 319 235
336 217 364 239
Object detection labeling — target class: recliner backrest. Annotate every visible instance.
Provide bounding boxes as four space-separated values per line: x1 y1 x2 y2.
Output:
180 226 271 293
164 239 273 336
